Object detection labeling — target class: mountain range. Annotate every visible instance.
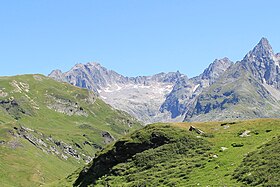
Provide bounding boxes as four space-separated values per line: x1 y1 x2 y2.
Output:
49 37 280 123
1 38 280 186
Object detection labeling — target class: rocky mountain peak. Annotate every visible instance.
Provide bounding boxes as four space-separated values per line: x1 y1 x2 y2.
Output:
245 37 274 61
257 37 273 51
86 62 101 66
48 69 65 81
241 38 280 88
201 57 233 81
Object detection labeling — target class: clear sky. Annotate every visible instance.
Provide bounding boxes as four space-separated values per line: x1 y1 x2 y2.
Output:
1 0 280 78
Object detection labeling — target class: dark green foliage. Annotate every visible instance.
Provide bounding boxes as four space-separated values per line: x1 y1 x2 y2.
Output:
233 136 280 186
57 119 280 187
73 124 211 186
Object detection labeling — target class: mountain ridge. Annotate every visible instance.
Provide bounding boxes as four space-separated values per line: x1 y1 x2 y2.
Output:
49 58 230 123
49 37 280 123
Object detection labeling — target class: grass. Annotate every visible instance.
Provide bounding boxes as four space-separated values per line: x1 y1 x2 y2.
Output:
233 136 280 186
1 74 279 186
60 118 280 186
0 74 142 187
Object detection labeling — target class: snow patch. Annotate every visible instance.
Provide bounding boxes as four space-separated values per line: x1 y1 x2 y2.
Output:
116 84 122 91
103 87 113 93
100 96 107 100
193 84 200 92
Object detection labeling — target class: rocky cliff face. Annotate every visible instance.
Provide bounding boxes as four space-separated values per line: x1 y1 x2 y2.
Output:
242 38 280 88
160 57 233 119
184 38 280 122
49 63 188 123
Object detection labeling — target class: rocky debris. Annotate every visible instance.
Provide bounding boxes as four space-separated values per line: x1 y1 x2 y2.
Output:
10 80 29 93
0 88 8 97
212 154 218 158
220 147 228 151
46 94 88 116
7 139 23 149
0 140 5 145
33 75 44 81
11 125 93 162
223 125 230 129
189 126 204 135
101 131 115 144
239 130 251 137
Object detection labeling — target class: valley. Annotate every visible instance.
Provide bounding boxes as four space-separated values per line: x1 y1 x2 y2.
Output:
1 38 280 186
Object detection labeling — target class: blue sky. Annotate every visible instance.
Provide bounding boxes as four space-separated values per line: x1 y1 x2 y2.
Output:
1 0 280 78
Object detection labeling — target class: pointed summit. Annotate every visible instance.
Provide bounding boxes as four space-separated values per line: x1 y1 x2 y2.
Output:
251 37 274 57
259 37 270 46
201 57 233 81
243 37 274 64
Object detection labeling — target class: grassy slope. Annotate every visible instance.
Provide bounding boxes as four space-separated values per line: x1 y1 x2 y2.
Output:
61 118 280 186
0 74 142 187
233 136 280 186
174 119 280 186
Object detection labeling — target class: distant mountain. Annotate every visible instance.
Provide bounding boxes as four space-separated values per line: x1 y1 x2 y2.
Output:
160 57 233 119
184 38 280 121
49 59 232 123
49 37 280 123
49 63 188 123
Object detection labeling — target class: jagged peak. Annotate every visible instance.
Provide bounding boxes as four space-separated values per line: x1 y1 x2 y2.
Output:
86 62 101 67
72 63 85 69
213 57 232 65
48 69 65 81
201 57 233 80
49 69 63 75
258 37 270 47
207 57 233 71
249 37 274 57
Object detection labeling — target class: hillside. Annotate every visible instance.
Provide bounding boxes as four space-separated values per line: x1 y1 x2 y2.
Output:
0 74 142 187
57 119 280 186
